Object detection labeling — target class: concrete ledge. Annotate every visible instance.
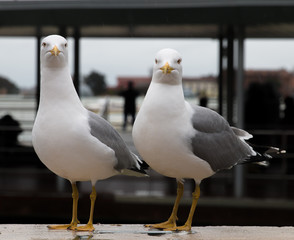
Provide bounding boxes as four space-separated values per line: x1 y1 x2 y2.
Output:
0 224 293 240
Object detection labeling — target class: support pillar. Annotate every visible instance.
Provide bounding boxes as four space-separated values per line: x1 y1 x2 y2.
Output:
36 27 41 112
234 26 246 198
226 26 234 125
59 26 67 38
218 28 224 115
236 26 245 129
73 27 80 96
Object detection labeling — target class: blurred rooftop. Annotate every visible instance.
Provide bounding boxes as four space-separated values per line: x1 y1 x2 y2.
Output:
2 0 294 38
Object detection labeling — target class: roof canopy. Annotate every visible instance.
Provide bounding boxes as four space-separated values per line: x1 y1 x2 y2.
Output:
1 0 294 38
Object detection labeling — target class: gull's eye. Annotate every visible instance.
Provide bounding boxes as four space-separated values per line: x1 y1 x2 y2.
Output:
155 59 158 64
65 43 68 47
177 58 182 64
42 42 47 47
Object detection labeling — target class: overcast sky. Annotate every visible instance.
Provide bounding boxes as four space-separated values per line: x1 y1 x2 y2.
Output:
0 37 294 88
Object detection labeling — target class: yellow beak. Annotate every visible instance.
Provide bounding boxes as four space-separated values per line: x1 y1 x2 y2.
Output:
160 62 174 74
50 45 61 56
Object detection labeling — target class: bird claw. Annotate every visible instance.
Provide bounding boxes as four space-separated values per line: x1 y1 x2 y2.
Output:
73 224 95 232
48 219 80 231
165 224 192 232
145 219 177 230
48 224 74 230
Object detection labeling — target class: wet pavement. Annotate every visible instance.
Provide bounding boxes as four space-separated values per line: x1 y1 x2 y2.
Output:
0 224 294 240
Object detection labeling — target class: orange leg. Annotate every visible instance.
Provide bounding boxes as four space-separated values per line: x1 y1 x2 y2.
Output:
48 182 80 230
167 184 200 231
146 180 184 229
74 186 97 231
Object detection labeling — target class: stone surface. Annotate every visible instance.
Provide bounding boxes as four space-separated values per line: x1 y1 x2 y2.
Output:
0 224 293 240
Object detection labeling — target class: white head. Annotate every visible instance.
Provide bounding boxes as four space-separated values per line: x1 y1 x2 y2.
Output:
41 35 68 68
152 48 182 85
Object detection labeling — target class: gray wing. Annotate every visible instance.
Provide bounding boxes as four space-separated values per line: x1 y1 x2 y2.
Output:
190 105 254 172
87 110 140 172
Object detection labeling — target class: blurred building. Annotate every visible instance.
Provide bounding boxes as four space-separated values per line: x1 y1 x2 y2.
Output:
117 69 294 99
182 76 218 98
117 77 151 94
245 69 294 97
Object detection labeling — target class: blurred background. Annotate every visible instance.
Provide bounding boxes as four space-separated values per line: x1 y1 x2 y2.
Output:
0 0 294 226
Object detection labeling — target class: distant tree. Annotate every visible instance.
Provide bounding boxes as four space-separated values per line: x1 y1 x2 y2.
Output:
0 76 19 94
84 71 107 95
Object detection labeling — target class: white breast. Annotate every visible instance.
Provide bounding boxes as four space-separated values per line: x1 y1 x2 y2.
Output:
133 83 214 181
32 93 117 183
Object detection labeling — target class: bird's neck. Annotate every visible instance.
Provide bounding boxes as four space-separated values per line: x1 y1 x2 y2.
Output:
39 67 83 109
143 82 186 114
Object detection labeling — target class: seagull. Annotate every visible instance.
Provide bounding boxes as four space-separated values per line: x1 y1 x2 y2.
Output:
32 35 146 232
132 48 282 231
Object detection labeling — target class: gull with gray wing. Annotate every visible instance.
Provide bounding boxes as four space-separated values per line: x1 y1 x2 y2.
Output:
132 48 282 231
32 35 146 232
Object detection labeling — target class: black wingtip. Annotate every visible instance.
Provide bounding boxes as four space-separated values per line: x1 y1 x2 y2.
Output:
131 159 149 175
241 143 286 166
139 160 150 171
249 143 286 156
